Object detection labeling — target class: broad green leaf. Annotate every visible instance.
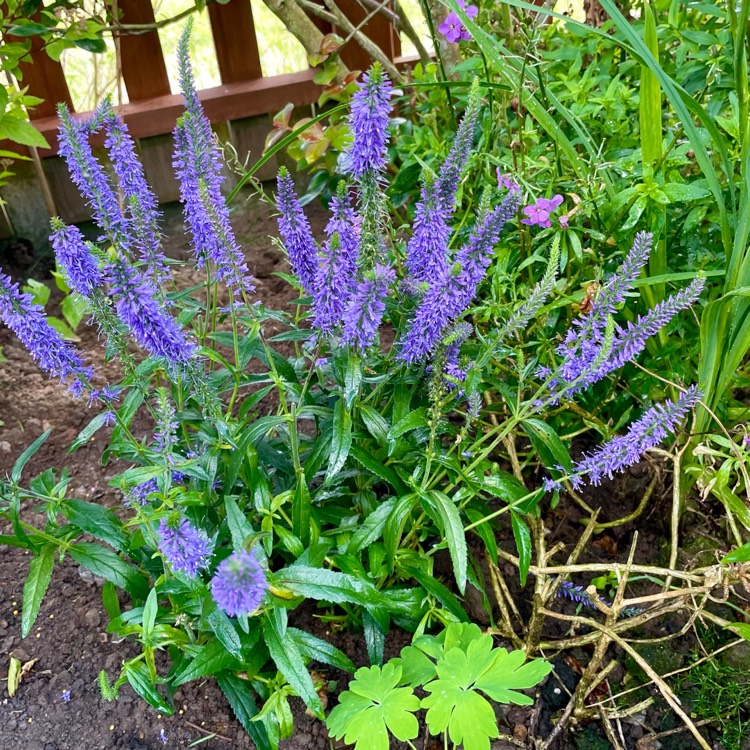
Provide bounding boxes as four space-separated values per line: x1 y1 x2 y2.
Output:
722 543 750 563
216 673 272 750
350 446 406 494
22 544 55 637
287 627 355 672
343 355 362 409
388 407 427 440
69 542 148 598
47 317 80 341
63 499 127 551
326 664 420 750
263 614 323 717
358 404 390 446
348 498 396 555
208 609 243 660
396 645 438 687
11 430 51 482
224 496 254 553
1 116 49 148
172 640 237 686
69 411 112 452
292 471 311 547
521 419 573 473
425 491 467 593
326 399 352 481
142 588 158 640
475 649 553 704
61 294 88 331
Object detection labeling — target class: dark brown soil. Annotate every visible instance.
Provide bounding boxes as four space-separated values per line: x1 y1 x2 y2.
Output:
0 194 732 749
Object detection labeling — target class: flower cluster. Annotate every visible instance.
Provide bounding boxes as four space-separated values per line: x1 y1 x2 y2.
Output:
556 579 642 618
551 232 704 397
50 220 102 298
211 549 267 617
439 0 478 43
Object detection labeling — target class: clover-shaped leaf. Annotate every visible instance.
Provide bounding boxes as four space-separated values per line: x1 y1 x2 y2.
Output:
422 637 552 750
475 647 553 705
326 663 420 750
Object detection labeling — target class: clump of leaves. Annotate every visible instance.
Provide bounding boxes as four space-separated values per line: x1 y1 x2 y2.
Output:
327 623 552 750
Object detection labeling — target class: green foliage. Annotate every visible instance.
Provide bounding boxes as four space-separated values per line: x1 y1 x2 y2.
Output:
328 623 551 750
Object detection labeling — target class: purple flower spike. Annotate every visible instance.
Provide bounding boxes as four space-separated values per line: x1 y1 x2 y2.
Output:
173 21 251 290
96 101 168 279
313 186 360 333
568 386 702 487
0 273 92 395
276 168 319 295
406 173 451 283
50 221 102 298
57 104 130 250
341 263 395 353
496 169 519 192
211 549 267 617
345 64 393 179
107 259 195 370
158 516 213 577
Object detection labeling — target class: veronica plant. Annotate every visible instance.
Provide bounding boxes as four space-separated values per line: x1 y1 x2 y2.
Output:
0 27 706 749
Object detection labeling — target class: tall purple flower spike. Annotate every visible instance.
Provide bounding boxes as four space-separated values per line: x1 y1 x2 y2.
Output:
276 168 319 295
158 517 213 578
344 63 393 179
173 20 251 290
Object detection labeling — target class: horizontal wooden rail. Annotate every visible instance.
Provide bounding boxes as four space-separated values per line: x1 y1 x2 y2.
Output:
6 70 320 158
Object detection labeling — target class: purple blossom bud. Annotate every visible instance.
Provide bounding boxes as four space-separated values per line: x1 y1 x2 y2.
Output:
276 168 319 296
344 64 392 179
553 386 702 488
50 220 103 298
158 516 213 577
496 168 519 191
341 263 395 353
211 549 267 617
0 272 93 395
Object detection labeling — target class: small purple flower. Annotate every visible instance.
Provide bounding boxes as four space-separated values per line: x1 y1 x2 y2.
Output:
344 64 393 179
521 194 563 228
558 214 570 229
341 263 395 353
211 549 267 617
159 728 168 745
0 273 92 394
124 478 159 507
548 387 702 490
276 168 319 296
438 1 478 43
496 169 519 192
158 516 213 577
60 690 71 702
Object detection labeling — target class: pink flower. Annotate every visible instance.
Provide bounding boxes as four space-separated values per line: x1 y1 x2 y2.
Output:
521 194 564 228
438 2 478 42
559 214 569 229
496 167 518 191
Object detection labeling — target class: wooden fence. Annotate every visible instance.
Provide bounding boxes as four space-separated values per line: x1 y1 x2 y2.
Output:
0 0 402 244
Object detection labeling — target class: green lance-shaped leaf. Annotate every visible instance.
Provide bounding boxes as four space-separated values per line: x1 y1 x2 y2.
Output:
22 544 56 637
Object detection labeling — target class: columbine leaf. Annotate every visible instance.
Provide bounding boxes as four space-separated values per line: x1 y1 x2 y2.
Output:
327 664 419 750
474 648 553 705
